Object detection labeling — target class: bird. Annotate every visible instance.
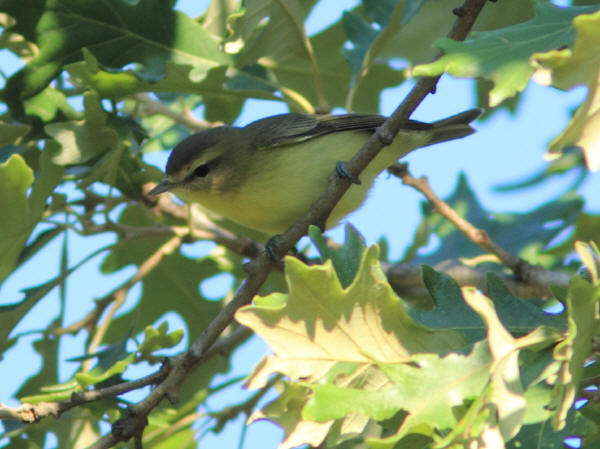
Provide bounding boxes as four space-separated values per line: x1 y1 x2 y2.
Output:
150 109 482 235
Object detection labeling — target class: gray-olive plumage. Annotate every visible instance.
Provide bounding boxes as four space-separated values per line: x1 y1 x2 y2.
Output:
151 109 482 234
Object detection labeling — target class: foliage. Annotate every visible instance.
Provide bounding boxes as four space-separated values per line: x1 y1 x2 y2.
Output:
0 1 599 448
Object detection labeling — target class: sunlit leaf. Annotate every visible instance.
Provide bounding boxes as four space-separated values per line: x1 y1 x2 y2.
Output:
532 10 600 171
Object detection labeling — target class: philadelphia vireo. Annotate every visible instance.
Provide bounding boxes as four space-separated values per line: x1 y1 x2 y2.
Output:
150 109 481 234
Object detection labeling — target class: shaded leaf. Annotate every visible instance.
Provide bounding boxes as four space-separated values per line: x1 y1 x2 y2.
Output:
249 382 332 449
410 266 564 344
400 0 428 25
413 2 600 106
46 92 120 165
407 174 582 267
65 50 275 123
228 0 402 113
0 123 31 146
99 206 223 346
550 275 599 429
508 407 598 449
0 0 231 114
23 86 78 122
0 154 33 283
308 223 366 288
493 147 587 193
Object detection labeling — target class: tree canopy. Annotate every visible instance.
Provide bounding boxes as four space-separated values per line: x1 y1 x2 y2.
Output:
0 1 599 448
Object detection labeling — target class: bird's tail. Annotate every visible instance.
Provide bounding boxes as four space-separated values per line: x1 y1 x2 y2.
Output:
427 108 483 146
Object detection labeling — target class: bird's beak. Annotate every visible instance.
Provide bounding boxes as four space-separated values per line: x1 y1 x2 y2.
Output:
149 179 176 195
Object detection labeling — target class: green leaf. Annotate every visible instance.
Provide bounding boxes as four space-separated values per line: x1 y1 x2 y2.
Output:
237 247 465 386
575 240 600 284
29 139 63 213
305 341 491 425
308 223 366 288
236 246 465 446
75 354 134 389
364 341 492 448
99 206 223 346
65 50 275 123
413 2 600 106
461 288 559 442
550 275 600 429
138 321 184 359
400 0 428 25
531 10 600 171
248 382 332 449
0 0 231 113
0 154 33 283
202 0 240 38
508 408 598 449
0 123 31 146
410 266 564 344
226 0 401 113
46 91 120 165
23 86 79 122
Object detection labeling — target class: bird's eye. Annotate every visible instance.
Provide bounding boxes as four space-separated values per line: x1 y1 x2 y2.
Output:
194 164 209 178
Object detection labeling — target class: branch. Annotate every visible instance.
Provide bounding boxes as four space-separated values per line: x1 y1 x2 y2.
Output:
388 163 572 288
210 374 280 433
383 260 570 300
0 364 169 423
90 1 491 446
1 327 252 425
132 93 220 131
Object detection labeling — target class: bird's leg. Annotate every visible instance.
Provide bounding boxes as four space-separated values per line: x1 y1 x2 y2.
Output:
335 161 362 185
265 234 286 267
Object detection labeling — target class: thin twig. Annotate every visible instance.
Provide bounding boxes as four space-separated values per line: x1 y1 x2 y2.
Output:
0 363 169 423
383 260 570 300
132 93 221 131
388 163 571 287
85 236 183 362
1 327 252 424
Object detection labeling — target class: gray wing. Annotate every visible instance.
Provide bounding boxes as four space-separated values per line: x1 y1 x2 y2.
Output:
246 113 397 150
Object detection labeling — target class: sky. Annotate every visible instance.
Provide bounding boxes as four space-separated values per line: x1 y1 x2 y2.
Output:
1 0 598 448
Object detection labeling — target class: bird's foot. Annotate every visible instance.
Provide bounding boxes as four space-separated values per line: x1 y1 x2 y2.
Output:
335 161 361 185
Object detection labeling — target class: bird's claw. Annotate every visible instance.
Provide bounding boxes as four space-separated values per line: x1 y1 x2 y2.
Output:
335 161 361 185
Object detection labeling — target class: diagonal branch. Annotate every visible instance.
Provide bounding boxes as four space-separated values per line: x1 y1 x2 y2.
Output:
388 163 572 288
94 1 491 446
